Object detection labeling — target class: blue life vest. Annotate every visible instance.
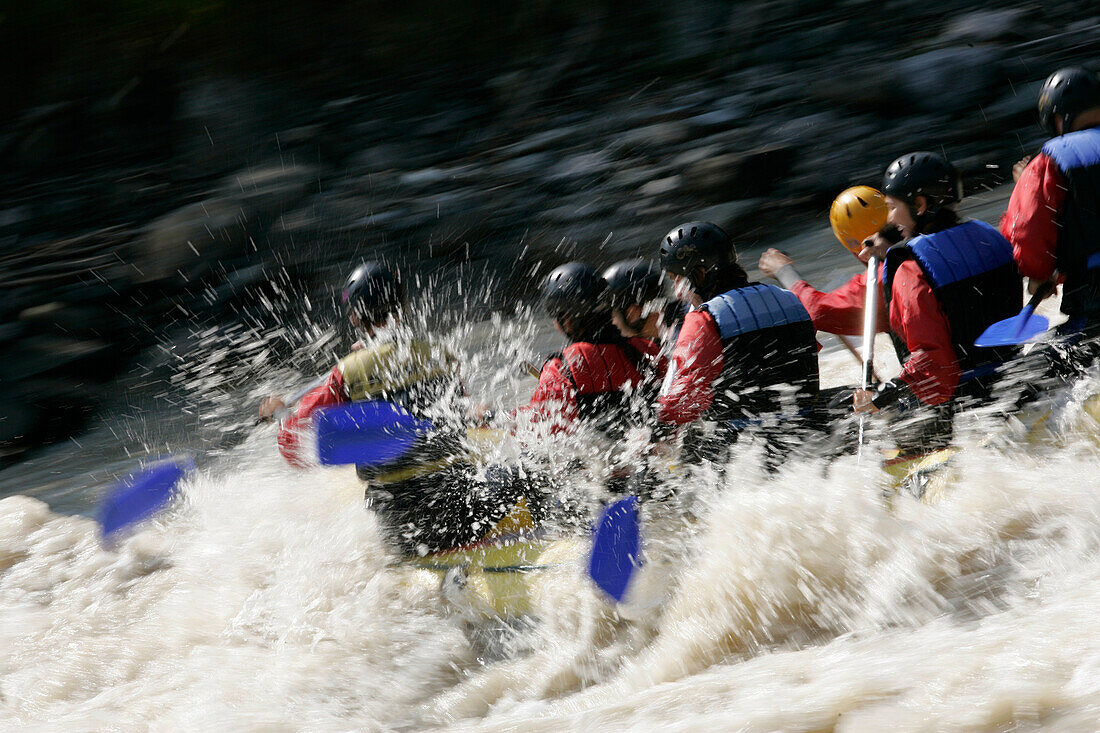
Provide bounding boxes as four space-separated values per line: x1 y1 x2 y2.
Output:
1041 127 1100 321
706 283 812 338
697 283 819 423
883 220 1021 371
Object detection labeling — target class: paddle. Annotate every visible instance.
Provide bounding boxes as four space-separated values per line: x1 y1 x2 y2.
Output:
98 455 196 541
857 256 880 459
314 400 435 466
974 279 1057 347
95 389 429 539
588 495 641 603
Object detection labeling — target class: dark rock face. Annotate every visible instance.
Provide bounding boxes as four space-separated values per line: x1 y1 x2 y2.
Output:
1 0 1098 464
895 47 1004 115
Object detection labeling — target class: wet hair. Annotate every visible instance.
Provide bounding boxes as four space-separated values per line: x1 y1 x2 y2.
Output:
563 308 615 342
702 262 750 300
915 206 961 236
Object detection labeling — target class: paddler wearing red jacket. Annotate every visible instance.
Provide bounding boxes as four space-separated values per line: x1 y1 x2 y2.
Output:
601 258 672 377
758 186 892 339
762 157 1021 428
273 263 459 470
518 262 664 440
1000 66 1100 337
267 262 518 554
654 221 820 463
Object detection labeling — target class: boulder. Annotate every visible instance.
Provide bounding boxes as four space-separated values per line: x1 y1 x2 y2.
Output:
637 175 683 198
18 302 127 339
616 121 693 151
495 152 555 179
397 168 456 189
346 142 417 173
682 145 797 201
810 63 902 112
895 46 1003 115
975 79 1046 131
134 164 318 284
220 164 320 220
0 336 115 383
507 126 585 156
940 9 1030 44
133 197 247 284
0 322 28 347
608 165 669 191
682 199 767 233
685 103 751 132
543 151 613 183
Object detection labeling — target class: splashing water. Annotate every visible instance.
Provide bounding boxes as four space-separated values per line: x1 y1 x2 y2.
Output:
4 257 1100 730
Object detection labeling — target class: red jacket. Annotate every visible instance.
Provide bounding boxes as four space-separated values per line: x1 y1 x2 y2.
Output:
999 152 1066 281
656 309 723 425
519 337 665 430
791 272 890 336
277 367 347 468
789 264 958 406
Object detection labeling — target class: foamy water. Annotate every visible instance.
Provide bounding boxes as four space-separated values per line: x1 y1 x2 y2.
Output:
4 310 1100 731
5 195 1100 729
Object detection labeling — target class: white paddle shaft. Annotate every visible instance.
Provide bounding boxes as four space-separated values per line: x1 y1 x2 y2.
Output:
858 256 880 459
861 256 880 391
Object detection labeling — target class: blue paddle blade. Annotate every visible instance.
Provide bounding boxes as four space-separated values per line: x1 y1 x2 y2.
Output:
974 308 1050 347
589 495 641 603
99 455 194 540
314 401 434 466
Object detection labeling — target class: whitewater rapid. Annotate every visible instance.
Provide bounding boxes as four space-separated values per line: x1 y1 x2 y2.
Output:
4 309 1100 730
5 188 1100 729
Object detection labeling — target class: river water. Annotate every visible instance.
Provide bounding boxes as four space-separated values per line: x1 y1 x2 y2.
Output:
3 187 1099 731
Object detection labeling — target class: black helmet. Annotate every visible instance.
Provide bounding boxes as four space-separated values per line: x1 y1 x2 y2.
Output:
341 262 405 323
602 259 665 311
540 262 608 323
1038 66 1100 136
881 152 962 212
658 221 733 291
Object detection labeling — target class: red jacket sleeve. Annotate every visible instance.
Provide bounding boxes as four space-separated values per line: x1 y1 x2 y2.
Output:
1000 152 1066 281
628 336 669 378
657 309 725 425
515 356 578 431
790 271 891 336
890 260 959 405
277 366 348 467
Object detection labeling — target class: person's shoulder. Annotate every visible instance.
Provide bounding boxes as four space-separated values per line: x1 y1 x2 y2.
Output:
958 218 1010 245
894 257 929 286
675 308 718 345
1041 129 1100 169
337 341 395 381
628 336 661 356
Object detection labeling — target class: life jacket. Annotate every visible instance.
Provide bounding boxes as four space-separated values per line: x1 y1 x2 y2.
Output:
1041 127 1100 321
338 336 464 484
552 336 659 438
701 283 820 422
882 220 1021 373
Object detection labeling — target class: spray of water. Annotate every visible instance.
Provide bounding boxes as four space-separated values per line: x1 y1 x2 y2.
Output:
4 263 1100 730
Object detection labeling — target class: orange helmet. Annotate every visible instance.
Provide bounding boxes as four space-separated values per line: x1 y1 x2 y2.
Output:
829 186 888 254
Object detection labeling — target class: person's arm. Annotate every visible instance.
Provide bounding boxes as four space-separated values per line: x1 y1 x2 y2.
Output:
787 272 891 337
883 261 959 407
1000 153 1066 282
656 310 725 425
628 336 669 378
277 366 347 467
514 356 579 431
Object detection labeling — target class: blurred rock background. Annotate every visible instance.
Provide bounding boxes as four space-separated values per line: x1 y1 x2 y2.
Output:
0 0 1098 463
